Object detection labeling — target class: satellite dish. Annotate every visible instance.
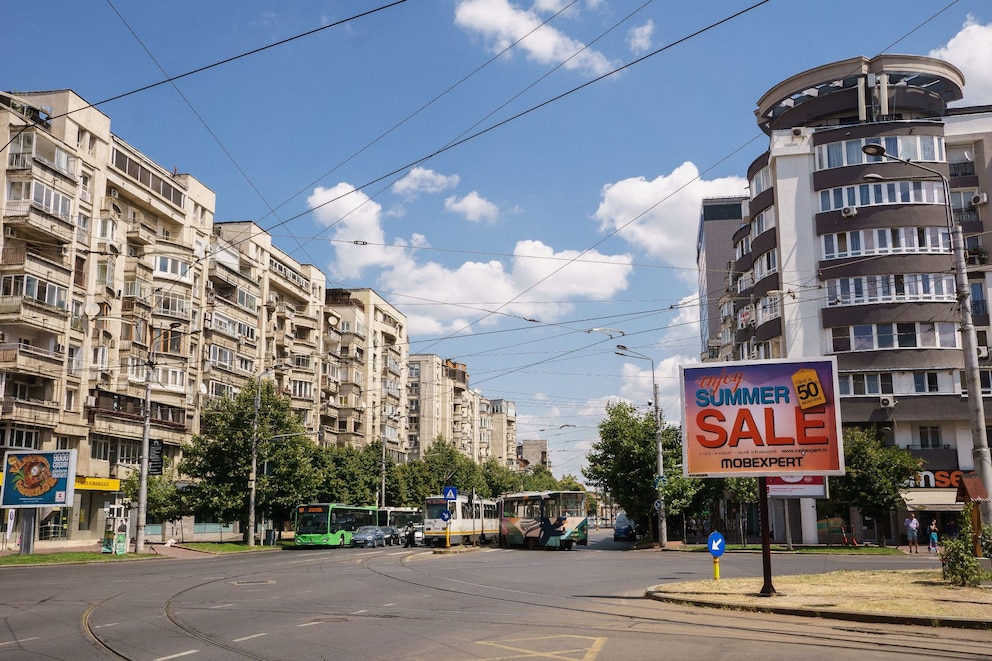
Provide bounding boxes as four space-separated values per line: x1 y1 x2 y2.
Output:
84 302 100 317
199 383 208 395
326 316 338 327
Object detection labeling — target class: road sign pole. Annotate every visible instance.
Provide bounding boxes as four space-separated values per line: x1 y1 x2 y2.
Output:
758 477 776 597
713 557 720 581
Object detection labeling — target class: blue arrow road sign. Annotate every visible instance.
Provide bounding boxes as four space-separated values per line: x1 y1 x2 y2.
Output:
442 486 458 500
440 509 451 522
707 531 726 558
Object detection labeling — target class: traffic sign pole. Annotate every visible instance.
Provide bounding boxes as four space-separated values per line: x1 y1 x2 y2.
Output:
713 557 720 581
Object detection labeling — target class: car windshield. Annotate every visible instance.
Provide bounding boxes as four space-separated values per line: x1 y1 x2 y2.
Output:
356 526 377 534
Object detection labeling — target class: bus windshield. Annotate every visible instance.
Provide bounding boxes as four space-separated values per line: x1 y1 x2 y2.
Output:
297 509 328 535
559 493 585 517
425 500 451 519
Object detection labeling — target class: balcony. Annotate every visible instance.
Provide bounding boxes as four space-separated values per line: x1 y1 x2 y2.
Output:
0 244 71 284
0 343 65 375
949 162 976 178
3 201 76 243
1 396 59 428
0 296 70 333
126 222 157 246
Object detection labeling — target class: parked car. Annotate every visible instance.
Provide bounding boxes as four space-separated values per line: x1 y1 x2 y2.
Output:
351 525 385 548
613 514 637 542
413 524 424 546
380 526 402 546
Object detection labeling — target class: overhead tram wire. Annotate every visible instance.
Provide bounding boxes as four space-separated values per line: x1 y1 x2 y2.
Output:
103 0 321 269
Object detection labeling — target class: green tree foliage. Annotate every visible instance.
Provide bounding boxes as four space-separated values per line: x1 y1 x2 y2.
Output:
522 465 560 492
556 474 585 492
179 377 311 542
828 427 922 545
583 401 656 530
481 456 523 498
121 460 186 525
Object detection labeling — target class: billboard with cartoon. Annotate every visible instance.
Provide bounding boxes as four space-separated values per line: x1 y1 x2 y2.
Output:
1 450 78 508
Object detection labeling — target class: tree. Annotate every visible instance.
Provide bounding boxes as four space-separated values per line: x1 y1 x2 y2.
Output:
121 460 186 530
179 377 308 543
481 456 522 498
583 401 656 533
522 465 560 492
725 477 758 547
828 427 923 546
556 474 584 492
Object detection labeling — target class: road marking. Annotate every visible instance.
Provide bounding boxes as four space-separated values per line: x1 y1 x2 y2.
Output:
0 637 39 647
297 622 322 627
154 651 199 661
383 603 396 607
209 603 233 609
351 609 367 615
92 622 118 629
476 635 606 661
232 633 267 643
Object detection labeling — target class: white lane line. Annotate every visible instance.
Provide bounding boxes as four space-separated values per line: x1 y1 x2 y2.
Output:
383 603 397 607
232 633 268 643
209 603 233 609
154 651 199 661
297 622 322 627
92 622 119 629
351 609 367 615
0 637 39 647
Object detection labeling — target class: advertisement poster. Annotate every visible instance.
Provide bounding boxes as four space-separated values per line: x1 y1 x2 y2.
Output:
681 358 844 478
766 475 828 498
1 450 78 508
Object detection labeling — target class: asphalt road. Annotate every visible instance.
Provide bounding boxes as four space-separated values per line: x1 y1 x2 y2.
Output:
1 530 989 661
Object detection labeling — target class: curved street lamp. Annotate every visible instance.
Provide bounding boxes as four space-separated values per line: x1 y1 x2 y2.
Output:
615 344 667 549
862 143 992 523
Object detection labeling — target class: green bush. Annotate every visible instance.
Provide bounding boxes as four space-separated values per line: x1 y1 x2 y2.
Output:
980 523 992 559
941 504 983 587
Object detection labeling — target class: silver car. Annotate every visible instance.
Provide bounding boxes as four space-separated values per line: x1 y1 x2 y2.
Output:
350 525 385 548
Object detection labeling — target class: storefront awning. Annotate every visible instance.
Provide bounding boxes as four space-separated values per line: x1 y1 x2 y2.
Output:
901 488 964 512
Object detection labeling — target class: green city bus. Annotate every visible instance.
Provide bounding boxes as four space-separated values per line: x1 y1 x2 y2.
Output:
294 503 377 547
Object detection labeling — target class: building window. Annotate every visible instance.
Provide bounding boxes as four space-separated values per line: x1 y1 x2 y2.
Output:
913 372 940 393
918 426 942 449
838 373 894 395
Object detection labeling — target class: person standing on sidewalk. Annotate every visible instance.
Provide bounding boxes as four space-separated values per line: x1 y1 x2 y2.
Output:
928 519 939 553
904 512 920 553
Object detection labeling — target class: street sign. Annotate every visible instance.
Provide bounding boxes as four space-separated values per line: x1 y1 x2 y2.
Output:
654 499 662 511
653 475 666 489
707 531 726 558
442 486 458 501
148 439 164 476
440 509 451 522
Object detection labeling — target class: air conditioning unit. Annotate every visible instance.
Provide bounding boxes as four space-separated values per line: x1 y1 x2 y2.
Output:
55 343 64 353
4 227 15 238
879 395 896 409
109 188 119 199
979 346 990 360
972 192 989 207
205 281 214 291
841 206 858 218
86 395 97 407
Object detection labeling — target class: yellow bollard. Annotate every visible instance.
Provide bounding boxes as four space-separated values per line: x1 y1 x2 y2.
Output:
713 557 720 581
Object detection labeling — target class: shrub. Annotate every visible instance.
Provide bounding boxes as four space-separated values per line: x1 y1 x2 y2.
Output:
980 523 992 559
941 503 983 587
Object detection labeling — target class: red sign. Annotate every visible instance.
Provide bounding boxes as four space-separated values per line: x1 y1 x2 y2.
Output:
766 475 827 498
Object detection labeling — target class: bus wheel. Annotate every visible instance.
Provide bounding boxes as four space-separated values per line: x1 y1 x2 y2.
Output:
527 538 538 551
563 541 573 551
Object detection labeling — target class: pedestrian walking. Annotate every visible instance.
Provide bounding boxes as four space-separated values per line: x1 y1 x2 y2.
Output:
904 512 920 553
928 519 939 553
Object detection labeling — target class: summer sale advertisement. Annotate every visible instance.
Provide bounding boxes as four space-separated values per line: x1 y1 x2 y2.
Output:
681 358 844 478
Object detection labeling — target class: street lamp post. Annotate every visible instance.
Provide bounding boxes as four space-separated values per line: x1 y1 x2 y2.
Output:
135 355 154 554
615 344 668 549
862 143 992 525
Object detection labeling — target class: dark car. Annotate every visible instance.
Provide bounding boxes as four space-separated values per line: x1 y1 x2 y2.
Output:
380 526 402 546
613 515 637 542
351 525 385 548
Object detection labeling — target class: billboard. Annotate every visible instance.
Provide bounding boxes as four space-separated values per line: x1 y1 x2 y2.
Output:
1 450 78 508
681 358 844 478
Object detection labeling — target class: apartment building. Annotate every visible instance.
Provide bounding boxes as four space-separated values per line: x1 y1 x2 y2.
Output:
325 289 408 460
697 54 992 544
696 197 747 362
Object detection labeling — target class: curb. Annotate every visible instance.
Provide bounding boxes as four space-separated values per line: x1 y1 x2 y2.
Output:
432 545 483 555
645 590 992 630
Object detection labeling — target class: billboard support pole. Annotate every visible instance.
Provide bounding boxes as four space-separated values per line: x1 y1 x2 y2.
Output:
758 477 775 596
20 508 36 555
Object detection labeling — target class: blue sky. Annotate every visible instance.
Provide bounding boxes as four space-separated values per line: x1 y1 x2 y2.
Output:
7 1 992 479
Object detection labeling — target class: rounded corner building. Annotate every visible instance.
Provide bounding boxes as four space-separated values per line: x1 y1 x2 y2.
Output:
698 54 992 543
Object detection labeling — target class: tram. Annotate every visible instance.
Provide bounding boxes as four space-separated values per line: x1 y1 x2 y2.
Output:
423 494 498 547
497 491 588 550
377 506 423 529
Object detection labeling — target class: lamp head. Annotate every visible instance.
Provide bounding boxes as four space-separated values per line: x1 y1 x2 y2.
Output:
862 144 886 157
616 344 629 351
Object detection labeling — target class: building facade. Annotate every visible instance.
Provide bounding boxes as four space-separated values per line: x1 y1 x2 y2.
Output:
698 55 992 544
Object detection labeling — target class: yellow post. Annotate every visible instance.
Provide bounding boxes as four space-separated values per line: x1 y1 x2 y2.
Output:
446 520 451 548
713 557 720 581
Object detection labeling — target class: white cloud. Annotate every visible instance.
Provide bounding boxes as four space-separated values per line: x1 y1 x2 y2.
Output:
454 0 616 77
929 15 992 105
308 181 634 334
593 161 748 285
392 167 460 198
445 191 500 222
308 183 398 280
381 239 633 334
627 20 654 54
